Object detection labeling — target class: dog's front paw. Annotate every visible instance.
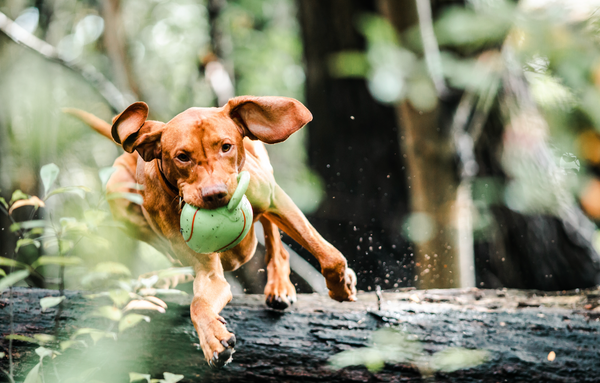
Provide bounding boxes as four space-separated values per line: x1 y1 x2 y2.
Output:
194 315 236 369
325 266 357 302
209 333 236 369
264 275 297 310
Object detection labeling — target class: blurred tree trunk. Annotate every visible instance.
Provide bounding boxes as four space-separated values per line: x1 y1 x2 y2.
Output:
380 0 466 289
101 0 140 101
298 0 412 291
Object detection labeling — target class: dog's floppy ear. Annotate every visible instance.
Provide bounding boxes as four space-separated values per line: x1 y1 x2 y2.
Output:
224 96 312 144
111 102 165 162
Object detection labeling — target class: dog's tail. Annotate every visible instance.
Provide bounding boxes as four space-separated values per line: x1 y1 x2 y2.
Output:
63 108 113 141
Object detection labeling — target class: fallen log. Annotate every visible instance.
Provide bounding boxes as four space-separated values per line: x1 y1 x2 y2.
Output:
1 287 600 382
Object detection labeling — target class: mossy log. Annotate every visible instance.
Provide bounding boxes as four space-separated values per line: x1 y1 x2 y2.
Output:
1 287 600 382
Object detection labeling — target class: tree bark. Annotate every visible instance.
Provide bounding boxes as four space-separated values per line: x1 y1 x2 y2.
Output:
2 287 600 382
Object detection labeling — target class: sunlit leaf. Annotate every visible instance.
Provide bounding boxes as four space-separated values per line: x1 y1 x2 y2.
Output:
143 296 167 309
45 186 91 200
0 269 30 290
11 220 48 232
91 305 123 321
429 347 490 372
40 296 66 311
32 256 82 269
0 351 4 358
163 372 184 383
5 334 38 343
99 167 117 189
33 334 55 344
71 328 117 344
35 346 55 359
10 190 28 205
106 192 144 205
109 289 131 307
94 261 131 276
0 269 5 277
40 163 60 196
15 238 41 252
129 372 151 383
84 209 109 228
0 256 27 268
60 217 89 235
23 362 42 383
119 313 151 332
124 300 165 313
59 239 75 253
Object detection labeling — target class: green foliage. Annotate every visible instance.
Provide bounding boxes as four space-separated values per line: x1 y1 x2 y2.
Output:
0 163 189 381
330 327 489 375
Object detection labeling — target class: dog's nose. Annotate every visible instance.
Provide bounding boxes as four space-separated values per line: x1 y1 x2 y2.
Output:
201 184 228 204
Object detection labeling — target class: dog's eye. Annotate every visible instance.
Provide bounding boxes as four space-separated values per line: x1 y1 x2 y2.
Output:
222 144 232 153
176 153 190 162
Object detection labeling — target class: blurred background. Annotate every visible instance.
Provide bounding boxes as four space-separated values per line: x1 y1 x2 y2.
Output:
3 0 600 294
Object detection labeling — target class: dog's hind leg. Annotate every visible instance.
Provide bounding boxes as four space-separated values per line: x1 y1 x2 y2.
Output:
260 216 296 310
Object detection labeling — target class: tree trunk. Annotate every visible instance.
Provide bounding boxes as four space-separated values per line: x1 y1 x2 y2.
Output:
297 0 412 292
379 0 466 289
2 287 600 382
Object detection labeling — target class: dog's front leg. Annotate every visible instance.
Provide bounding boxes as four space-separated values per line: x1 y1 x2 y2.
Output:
180 250 236 368
264 185 357 302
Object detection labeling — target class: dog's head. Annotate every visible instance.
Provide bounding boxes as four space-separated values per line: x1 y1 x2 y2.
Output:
110 96 312 209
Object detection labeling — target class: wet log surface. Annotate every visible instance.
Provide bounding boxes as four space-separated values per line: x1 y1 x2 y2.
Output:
1 287 600 382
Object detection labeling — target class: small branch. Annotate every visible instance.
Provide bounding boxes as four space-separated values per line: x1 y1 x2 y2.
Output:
415 0 448 96
0 11 128 113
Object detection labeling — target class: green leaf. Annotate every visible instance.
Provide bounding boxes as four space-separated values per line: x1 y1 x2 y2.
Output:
33 334 55 344
84 209 109 228
0 196 7 209
5 334 38 343
119 313 150 332
35 346 55 359
429 348 490 372
59 217 89 235
0 269 30 290
0 351 4 358
40 163 60 196
94 261 131 276
11 220 48 232
23 362 42 383
106 192 144 205
129 372 151 383
0 256 27 268
109 289 131 308
0 269 5 277
16 238 41 252
32 256 82 269
163 373 184 383
71 328 117 344
45 186 91 201
40 296 66 311
10 190 28 205
60 339 87 351
92 305 123 322
99 167 117 189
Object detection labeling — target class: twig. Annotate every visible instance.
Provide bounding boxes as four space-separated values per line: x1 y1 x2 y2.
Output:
0 11 128 113
415 0 448 96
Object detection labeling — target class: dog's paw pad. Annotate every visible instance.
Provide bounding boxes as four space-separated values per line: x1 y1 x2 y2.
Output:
266 295 289 310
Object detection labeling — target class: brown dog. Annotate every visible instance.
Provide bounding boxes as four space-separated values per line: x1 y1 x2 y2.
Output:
68 96 357 368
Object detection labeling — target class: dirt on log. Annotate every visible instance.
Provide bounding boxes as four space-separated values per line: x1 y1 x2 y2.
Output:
1 287 600 382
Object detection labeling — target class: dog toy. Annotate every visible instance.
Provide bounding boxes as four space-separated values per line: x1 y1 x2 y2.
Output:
180 171 253 254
